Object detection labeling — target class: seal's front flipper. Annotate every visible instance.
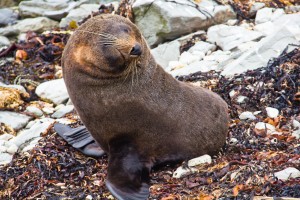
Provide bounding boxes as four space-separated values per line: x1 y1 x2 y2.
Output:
54 123 105 157
106 139 150 200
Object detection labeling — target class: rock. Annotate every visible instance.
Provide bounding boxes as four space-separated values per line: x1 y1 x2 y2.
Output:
0 134 14 141
133 0 236 47
26 106 44 117
237 41 258 52
207 24 263 51
254 21 275 36
226 19 238 26
86 195 93 200
173 166 197 178
255 7 273 24
169 60 218 77
274 167 300 181
19 0 83 20
59 4 100 28
0 17 59 36
266 107 279 118
188 41 217 56
35 79 69 105
221 14 300 76
292 130 300 139
0 36 10 47
188 154 212 167
293 119 300 129
271 9 285 21
0 153 13 165
10 118 54 147
237 96 248 103
229 90 237 98
0 140 18 154
6 143 18 154
179 51 200 65
249 2 265 16
229 138 238 145
51 105 74 118
285 5 300 13
0 83 27 94
0 111 31 130
239 111 256 120
255 122 275 134
0 8 18 27
22 137 42 152
203 50 232 63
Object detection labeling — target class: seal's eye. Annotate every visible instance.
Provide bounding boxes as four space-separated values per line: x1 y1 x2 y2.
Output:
130 43 142 56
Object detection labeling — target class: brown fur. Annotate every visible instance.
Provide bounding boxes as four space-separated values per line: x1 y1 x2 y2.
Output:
62 14 229 164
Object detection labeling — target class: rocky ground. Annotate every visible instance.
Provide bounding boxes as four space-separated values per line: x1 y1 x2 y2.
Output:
0 0 300 199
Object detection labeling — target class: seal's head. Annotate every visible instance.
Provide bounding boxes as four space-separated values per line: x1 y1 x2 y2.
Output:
63 14 147 79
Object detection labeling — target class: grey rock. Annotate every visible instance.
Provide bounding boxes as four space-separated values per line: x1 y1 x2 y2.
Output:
249 2 265 16
274 167 300 181
239 111 256 120
133 0 236 47
203 50 232 63
0 36 10 47
35 79 69 105
0 8 18 27
59 4 100 28
255 7 273 24
222 14 300 76
173 166 197 178
26 106 44 117
10 118 54 147
151 31 205 69
188 41 217 55
253 21 275 36
21 136 42 152
0 153 13 165
0 17 59 36
51 105 74 118
207 24 263 51
0 111 31 130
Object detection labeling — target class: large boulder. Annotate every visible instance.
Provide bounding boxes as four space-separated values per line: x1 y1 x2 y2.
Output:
133 0 236 47
0 8 18 27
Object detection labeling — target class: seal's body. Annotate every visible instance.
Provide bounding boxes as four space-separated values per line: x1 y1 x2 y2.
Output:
61 14 228 200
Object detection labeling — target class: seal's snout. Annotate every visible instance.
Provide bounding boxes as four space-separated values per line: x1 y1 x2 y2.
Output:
130 43 142 57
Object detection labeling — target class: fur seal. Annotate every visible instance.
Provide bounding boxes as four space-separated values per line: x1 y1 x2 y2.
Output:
58 14 229 200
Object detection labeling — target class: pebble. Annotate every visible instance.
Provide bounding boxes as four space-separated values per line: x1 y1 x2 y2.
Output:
292 130 300 139
237 96 248 103
51 105 74 118
239 111 256 120
229 138 238 145
0 35 10 47
266 107 279 118
188 154 212 167
255 7 273 24
0 111 32 130
172 166 198 179
274 167 300 181
179 51 200 65
255 122 276 134
22 137 43 152
292 119 300 129
0 153 13 165
0 133 14 141
35 79 69 105
26 106 44 117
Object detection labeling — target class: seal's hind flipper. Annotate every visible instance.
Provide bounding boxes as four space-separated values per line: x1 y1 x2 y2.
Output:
54 123 105 157
106 138 150 200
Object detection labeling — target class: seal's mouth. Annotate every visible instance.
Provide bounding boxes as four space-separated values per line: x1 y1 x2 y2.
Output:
129 43 142 58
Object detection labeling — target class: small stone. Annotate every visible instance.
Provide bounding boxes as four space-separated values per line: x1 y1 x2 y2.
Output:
35 79 69 105
255 122 276 134
6 143 18 154
0 153 13 165
229 138 238 145
169 60 217 77
274 167 300 181
42 107 55 114
0 36 10 47
226 19 238 26
22 137 42 152
179 51 200 65
0 111 32 130
173 166 197 179
255 7 273 24
253 111 262 115
239 111 256 120
249 2 265 15
26 120 36 129
237 96 248 103
54 104 65 111
188 154 212 167
51 105 74 119
86 195 93 200
0 134 14 141
292 120 300 129
229 90 237 98
266 107 279 118
292 130 300 139
26 106 43 117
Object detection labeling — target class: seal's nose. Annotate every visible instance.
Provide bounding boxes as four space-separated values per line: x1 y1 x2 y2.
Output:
130 43 142 56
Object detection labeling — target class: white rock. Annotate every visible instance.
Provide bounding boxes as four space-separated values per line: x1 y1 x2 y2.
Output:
169 60 218 77
188 154 212 167
0 111 32 130
271 9 285 21
254 21 275 36
59 4 100 28
222 14 300 76
42 107 55 114
237 96 248 103
0 8 18 26
26 106 43 117
51 105 74 118
179 51 199 65
249 2 265 15
237 41 258 52
239 111 256 120
0 153 13 165
35 79 69 105
22 137 42 152
203 50 232 63
54 104 65 111
207 24 263 51
292 130 300 139
86 195 93 200
266 107 279 118
6 143 18 154
26 120 36 129
172 166 197 178
255 122 275 134
253 111 262 115
293 120 300 129
229 138 238 145
255 7 273 24
133 0 236 47
0 133 14 141
188 41 217 55
285 5 300 13
166 61 185 71
274 167 300 181
226 19 238 26
0 36 10 47
229 90 237 98
10 118 54 147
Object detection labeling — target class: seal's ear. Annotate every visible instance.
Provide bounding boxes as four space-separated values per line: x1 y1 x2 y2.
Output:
106 138 150 200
